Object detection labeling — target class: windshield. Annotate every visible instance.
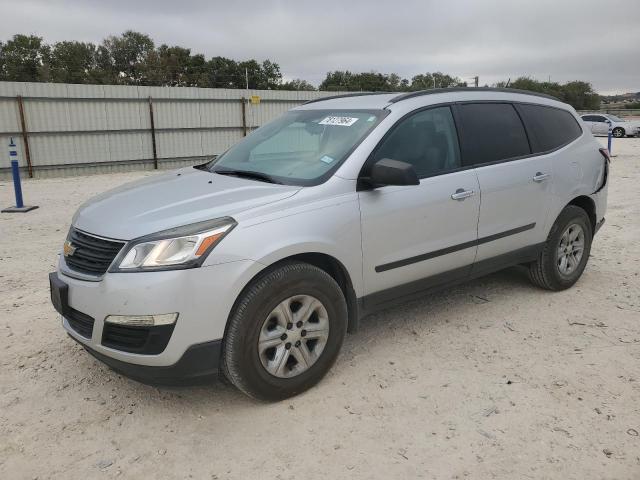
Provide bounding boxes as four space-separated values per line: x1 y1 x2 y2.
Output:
608 115 624 122
208 109 386 186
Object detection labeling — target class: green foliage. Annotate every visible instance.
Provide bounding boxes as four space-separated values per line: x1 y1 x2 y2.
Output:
48 41 98 84
409 72 466 90
624 102 640 109
279 79 316 91
0 33 603 105
0 34 50 81
495 77 600 110
319 70 465 92
0 32 283 90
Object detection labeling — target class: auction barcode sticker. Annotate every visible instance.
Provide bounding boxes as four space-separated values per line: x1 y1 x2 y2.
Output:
319 116 359 127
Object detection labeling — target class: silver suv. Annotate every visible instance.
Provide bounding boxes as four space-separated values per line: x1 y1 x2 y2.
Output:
50 88 609 400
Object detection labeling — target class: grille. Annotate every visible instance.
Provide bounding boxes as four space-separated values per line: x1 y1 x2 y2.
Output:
66 308 95 338
102 324 175 355
64 228 125 276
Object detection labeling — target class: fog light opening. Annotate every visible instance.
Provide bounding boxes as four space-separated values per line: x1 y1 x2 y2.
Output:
104 313 178 327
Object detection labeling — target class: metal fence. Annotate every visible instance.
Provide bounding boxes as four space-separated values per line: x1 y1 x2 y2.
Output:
0 82 345 180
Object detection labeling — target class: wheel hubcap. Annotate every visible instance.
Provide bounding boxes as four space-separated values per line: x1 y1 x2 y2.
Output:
556 223 585 276
258 295 329 378
613 129 623 138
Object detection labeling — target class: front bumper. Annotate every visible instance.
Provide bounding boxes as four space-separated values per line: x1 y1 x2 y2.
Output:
68 333 222 385
51 258 265 377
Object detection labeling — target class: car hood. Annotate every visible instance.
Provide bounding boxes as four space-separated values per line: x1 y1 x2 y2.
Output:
73 167 301 239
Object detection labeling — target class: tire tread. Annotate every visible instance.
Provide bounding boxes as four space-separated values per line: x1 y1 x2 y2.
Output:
528 205 592 291
222 261 346 400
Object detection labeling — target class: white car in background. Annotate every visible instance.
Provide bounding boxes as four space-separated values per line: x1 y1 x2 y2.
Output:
581 113 640 138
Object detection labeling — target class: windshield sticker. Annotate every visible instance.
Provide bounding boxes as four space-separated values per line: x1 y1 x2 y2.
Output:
320 155 335 164
319 116 359 127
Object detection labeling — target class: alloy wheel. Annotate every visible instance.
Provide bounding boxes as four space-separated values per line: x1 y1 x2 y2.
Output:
258 295 330 378
556 223 585 276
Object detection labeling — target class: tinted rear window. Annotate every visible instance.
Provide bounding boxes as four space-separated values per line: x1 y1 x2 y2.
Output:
517 104 582 153
457 103 530 166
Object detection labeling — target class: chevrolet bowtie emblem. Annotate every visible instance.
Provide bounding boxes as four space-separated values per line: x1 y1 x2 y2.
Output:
63 240 77 257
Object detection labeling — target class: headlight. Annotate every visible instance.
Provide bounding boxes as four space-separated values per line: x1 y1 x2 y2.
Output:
111 217 236 272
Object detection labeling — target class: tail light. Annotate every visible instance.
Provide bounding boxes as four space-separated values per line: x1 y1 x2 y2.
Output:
599 148 611 163
595 148 609 193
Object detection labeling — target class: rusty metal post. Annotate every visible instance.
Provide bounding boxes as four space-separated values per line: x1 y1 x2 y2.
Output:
241 97 247 136
148 96 158 169
16 96 33 178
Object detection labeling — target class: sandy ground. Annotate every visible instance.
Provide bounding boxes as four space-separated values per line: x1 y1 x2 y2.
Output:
1 138 639 480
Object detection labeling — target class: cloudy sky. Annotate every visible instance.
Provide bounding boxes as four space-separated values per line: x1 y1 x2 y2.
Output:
1 0 638 94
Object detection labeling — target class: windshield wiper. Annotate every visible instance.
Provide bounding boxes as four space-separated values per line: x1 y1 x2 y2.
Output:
214 169 282 184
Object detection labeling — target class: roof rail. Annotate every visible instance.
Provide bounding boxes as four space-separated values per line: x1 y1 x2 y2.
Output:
303 92 392 105
389 87 560 104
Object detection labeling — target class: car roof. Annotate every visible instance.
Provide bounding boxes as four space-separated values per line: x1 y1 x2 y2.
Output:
295 87 565 111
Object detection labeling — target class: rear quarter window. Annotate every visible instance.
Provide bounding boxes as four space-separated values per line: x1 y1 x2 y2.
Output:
517 104 583 153
456 103 531 166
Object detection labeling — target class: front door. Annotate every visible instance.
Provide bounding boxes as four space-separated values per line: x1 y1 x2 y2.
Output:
358 106 480 304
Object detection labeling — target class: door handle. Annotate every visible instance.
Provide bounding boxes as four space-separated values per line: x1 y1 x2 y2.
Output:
533 172 550 182
451 188 475 201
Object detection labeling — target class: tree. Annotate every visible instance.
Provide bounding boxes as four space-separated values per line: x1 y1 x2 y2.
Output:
207 56 241 88
187 53 209 87
279 79 316 91
319 70 405 91
0 34 50 82
258 60 282 89
145 45 193 86
410 72 466 90
319 70 465 92
562 81 600 110
99 31 155 85
319 71 355 91
496 77 600 110
49 41 97 84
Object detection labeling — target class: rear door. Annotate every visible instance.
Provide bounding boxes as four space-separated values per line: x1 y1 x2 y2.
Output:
454 102 552 267
358 106 480 302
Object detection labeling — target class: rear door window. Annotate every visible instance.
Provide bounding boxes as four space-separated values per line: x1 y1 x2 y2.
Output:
456 103 531 166
516 104 582 153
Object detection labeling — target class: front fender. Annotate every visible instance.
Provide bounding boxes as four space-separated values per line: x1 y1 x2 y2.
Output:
206 194 364 297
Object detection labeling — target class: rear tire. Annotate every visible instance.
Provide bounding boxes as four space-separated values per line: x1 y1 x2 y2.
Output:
528 205 593 291
222 262 347 401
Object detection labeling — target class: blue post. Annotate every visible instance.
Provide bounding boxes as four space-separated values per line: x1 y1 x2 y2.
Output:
2 137 38 213
607 120 613 155
9 138 24 208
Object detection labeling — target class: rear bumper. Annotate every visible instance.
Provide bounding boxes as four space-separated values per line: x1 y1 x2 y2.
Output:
69 333 222 385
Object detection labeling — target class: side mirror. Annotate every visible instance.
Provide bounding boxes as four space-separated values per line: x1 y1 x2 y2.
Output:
368 158 419 187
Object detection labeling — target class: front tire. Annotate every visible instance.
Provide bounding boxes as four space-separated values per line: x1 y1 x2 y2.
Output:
222 262 347 401
612 127 625 138
528 205 593 291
